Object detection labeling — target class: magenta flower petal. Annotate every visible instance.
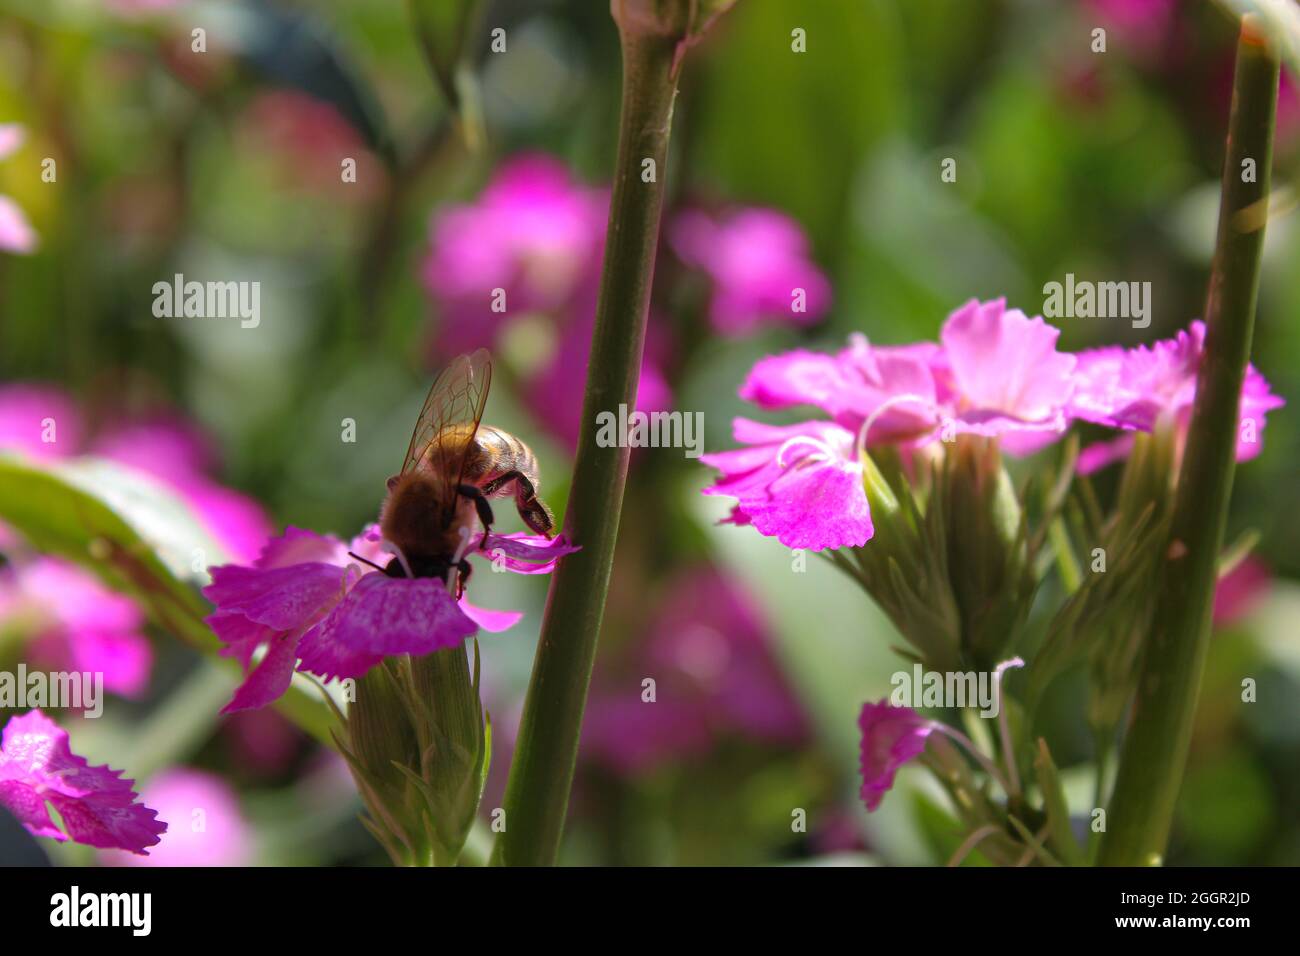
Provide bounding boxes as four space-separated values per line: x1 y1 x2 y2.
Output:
939 298 1075 450
480 532 580 574
221 631 301 714
1068 321 1284 462
858 700 935 812
741 338 942 441
256 525 351 569
297 574 476 680
103 768 251 867
459 597 523 633
203 561 353 631
0 710 165 854
702 419 872 551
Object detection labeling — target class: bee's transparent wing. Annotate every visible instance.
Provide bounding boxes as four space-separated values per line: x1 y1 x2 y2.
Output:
401 349 493 496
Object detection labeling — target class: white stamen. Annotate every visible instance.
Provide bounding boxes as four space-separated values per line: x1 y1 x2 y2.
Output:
775 435 835 470
854 392 936 458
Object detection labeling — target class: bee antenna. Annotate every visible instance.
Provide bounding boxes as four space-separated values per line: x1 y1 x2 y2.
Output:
347 551 387 573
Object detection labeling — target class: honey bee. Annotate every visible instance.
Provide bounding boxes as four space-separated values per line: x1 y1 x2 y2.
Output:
376 349 555 591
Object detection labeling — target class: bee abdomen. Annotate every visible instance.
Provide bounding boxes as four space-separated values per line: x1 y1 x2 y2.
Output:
473 426 539 489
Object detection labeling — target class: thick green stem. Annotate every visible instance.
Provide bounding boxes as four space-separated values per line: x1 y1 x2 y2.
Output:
1098 20 1278 866
489 21 682 867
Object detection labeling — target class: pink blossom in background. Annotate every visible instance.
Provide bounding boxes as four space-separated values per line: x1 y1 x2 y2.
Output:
92 417 272 563
422 154 676 449
583 565 808 775
1212 555 1271 628
671 207 830 335
423 154 607 356
242 90 383 201
222 709 304 776
106 0 180 15
0 709 165 854
1086 0 1178 55
521 313 674 449
204 525 578 712
101 768 250 866
0 384 274 696
0 558 153 697
0 124 37 254
1069 321 1284 467
0 384 273 563
858 700 935 812
0 384 82 460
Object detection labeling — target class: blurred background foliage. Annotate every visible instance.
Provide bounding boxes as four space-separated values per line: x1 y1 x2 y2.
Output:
0 0 1297 865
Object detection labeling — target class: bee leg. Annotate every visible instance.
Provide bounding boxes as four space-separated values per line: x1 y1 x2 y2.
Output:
482 471 556 539
455 558 472 598
456 483 495 545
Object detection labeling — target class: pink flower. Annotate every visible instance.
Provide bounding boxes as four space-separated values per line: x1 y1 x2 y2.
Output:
583 565 808 774
204 525 578 712
701 418 873 551
1070 321 1284 466
0 558 153 697
858 700 935 812
671 208 830 335
704 298 1081 553
733 299 1076 456
101 768 250 866
423 154 607 357
0 709 165 854
0 124 37 254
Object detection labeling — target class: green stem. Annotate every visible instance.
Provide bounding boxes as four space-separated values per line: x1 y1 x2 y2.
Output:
1098 20 1278 866
489 20 683 867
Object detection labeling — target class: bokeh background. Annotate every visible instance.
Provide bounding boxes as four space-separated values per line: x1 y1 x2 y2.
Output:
0 0 1297 865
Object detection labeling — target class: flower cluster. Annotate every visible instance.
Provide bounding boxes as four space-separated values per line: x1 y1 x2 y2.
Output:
0 709 164 855
204 524 578 713
421 153 829 447
703 298 1283 551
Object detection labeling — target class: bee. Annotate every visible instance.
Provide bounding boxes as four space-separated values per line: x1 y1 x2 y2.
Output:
376 349 556 592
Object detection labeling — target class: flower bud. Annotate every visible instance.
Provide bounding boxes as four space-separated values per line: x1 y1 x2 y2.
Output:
340 646 488 866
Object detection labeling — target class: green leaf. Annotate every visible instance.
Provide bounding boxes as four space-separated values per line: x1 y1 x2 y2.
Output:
0 455 215 649
0 456 340 747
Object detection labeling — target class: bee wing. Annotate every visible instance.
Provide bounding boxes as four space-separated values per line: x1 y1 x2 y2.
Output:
400 349 493 500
